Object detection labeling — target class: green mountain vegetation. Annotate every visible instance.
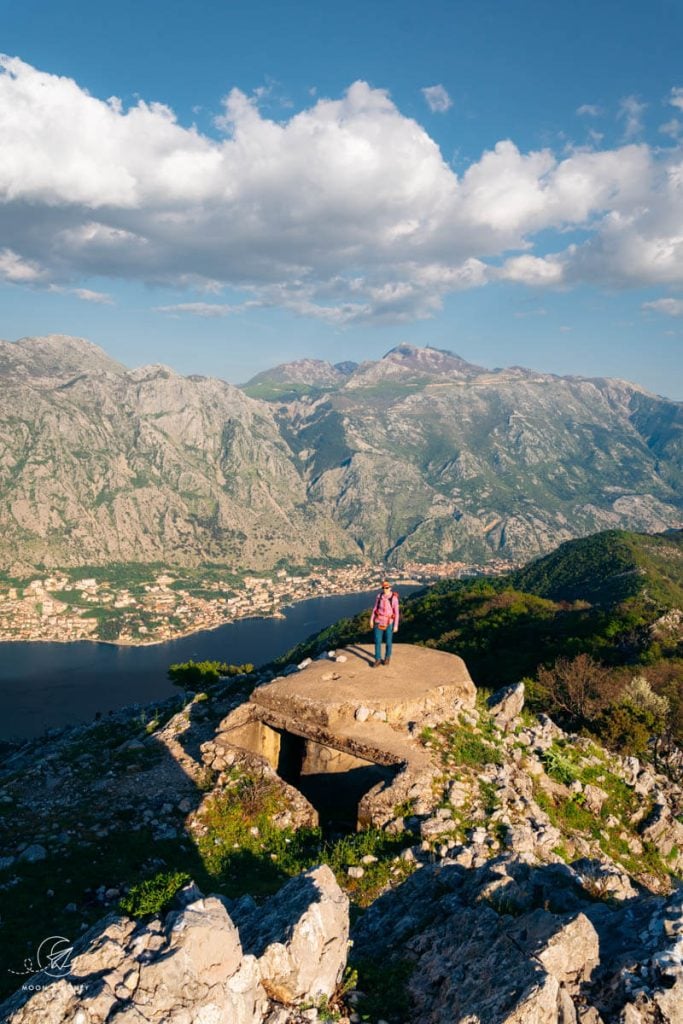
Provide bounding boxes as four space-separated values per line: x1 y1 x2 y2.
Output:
278 529 683 760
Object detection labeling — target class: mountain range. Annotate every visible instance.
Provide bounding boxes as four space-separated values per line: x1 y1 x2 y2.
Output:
0 335 680 571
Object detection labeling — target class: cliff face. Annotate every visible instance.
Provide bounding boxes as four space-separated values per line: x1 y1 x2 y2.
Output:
270 345 682 565
0 336 680 570
0 336 355 570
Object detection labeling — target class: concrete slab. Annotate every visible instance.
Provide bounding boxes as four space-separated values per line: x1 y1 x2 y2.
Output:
250 643 475 733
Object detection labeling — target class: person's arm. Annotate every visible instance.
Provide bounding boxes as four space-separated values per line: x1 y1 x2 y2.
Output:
370 594 377 628
392 593 399 632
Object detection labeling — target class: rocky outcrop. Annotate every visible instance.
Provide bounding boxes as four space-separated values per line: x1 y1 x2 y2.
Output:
2 649 683 1023
351 856 683 1024
488 681 526 729
0 867 348 1024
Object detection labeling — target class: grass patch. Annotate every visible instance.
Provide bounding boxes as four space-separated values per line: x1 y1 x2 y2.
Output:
423 718 503 768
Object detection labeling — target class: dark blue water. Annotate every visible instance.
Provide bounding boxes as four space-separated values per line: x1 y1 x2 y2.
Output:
0 588 416 740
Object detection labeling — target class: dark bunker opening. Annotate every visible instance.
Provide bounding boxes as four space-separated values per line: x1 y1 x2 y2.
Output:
224 718 399 833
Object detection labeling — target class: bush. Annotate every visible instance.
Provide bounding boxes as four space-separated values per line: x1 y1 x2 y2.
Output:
534 653 619 723
119 870 190 917
168 660 255 689
599 677 670 757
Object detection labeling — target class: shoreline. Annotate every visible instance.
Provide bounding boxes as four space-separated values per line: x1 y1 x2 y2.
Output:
0 584 422 650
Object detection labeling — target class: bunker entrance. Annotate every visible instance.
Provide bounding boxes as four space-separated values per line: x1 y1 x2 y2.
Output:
225 718 399 833
276 729 398 833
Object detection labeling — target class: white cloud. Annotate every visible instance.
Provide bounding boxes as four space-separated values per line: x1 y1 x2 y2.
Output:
669 87 683 111
659 118 682 139
0 247 45 283
155 301 258 317
0 56 682 323
642 297 683 317
421 85 452 113
617 95 647 140
577 104 602 117
72 288 114 304
500 255 564 285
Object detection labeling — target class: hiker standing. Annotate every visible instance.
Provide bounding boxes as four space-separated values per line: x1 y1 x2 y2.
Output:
369 580 399 667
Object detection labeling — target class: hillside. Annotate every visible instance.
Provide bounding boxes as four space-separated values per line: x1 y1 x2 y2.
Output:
513 528 683 606
1 644 682 1023
277 530 683 758
0 335 681 571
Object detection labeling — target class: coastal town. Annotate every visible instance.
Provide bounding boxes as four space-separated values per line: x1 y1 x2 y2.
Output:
0 557 516 646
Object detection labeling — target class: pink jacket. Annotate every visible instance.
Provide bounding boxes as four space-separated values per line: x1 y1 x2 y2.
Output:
371 590 399 630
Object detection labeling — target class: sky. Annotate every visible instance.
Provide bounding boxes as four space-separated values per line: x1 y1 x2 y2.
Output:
1 0 682 397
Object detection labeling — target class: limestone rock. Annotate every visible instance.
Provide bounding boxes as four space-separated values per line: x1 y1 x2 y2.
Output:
1 901 265 1024
582 784 609 816
18 843 47 863
1 868 349 1024
488 682 525 729
230 865 349 1005
511 909 600 986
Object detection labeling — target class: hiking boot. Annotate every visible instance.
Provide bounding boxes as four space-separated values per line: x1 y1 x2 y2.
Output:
371 659 381 668
383 657 391 666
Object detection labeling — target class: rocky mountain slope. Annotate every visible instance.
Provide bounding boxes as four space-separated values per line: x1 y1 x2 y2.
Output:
0 335 680 570
258 344 682 565
1 663 682 1024
0 335 355 570
1 533 682 1022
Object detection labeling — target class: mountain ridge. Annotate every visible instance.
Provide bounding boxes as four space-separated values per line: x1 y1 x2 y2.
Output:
0 335 680 571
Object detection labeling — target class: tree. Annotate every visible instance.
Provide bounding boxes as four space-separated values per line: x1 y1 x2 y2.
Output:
534 653 618 723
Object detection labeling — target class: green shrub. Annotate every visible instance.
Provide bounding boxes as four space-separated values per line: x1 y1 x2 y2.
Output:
168 660 255 690
119 870 191 917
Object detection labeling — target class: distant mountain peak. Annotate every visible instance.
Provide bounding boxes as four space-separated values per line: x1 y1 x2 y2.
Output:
0 334 126 378
381 343 486 376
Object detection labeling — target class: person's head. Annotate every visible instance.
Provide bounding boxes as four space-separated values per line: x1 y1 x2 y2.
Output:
381 580 391 592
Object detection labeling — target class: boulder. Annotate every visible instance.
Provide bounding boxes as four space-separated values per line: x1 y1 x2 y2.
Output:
582 784 609 816
0 868 349 1024
230 865 349 1005
488 682 525 729
18 843 47 863
511 909 600 987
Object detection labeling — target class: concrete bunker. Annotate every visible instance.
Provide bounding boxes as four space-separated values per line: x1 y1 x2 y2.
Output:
206 644 477 833
223 716 400 832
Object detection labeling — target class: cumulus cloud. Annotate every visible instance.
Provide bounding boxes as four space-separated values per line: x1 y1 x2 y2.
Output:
642 297 683 317
421 84 452 113
499 255 564 285
577 104 602 117
0 55 682 322
0 247 45 283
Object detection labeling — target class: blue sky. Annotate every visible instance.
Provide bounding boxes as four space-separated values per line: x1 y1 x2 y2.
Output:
1 0 682 396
